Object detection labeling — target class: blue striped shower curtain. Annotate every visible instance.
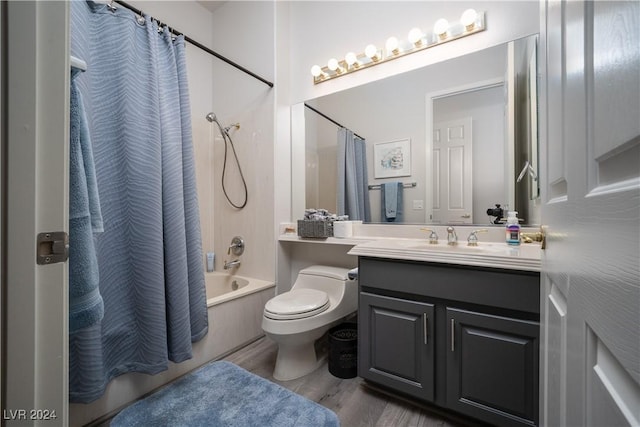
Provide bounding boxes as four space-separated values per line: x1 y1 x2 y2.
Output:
337 128 371 222
70 1 208 403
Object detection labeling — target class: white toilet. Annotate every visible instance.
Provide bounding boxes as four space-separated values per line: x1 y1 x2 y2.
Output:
262 265 358 381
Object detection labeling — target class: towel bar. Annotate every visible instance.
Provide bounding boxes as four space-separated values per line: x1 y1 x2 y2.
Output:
368 182 416 190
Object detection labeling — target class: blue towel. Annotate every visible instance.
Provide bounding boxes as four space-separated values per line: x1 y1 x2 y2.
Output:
383 182 398 218
69 65 104 333
381 182 403 222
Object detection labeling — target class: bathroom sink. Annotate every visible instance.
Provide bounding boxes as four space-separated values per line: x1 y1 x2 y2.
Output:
348 238 542 272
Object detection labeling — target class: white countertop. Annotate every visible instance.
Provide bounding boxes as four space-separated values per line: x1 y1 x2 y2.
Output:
278 234 375 246
347 238 541 272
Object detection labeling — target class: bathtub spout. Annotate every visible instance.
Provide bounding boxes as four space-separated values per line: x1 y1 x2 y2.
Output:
224 259 241 270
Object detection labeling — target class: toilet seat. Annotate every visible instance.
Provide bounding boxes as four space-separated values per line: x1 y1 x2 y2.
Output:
264 289 330 320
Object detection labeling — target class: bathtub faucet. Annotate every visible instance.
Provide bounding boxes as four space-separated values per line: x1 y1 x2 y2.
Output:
224 259 241 270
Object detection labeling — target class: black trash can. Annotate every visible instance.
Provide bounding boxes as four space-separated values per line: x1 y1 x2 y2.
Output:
328 322 358 379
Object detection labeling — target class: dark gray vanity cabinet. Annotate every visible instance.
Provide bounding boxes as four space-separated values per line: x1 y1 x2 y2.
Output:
446 307 539 426
358 257 540 427
359 292 435 401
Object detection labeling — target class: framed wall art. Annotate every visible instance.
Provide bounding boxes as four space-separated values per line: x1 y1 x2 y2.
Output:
373 138 411 178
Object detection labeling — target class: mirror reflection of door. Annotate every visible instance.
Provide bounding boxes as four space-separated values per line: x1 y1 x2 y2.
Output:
431 85 506 224
432 118 473 224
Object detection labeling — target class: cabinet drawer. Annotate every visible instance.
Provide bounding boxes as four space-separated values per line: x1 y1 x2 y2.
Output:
359 257 539 314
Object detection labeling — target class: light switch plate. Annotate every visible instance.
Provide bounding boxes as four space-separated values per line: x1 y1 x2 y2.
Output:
412 200 424 210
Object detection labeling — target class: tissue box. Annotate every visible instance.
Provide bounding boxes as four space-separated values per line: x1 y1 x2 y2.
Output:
297 220 333 238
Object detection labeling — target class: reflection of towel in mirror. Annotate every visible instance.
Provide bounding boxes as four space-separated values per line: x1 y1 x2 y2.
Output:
69 67 104 333
381 182 403 222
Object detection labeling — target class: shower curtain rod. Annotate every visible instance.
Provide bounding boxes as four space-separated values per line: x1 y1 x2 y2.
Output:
113 0 274 88
304 103 365 140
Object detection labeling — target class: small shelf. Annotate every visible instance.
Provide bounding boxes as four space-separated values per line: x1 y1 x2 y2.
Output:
278 234 373 246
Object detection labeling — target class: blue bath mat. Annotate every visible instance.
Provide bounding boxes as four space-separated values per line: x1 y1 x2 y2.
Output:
110 361 339 427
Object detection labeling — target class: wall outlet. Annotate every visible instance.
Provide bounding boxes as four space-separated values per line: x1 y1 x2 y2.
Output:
412 200 424 210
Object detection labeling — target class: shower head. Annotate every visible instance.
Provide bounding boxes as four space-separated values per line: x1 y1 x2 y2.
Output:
206 112 240 133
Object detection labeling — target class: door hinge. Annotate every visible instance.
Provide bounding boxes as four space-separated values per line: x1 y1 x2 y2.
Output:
37 231 69 265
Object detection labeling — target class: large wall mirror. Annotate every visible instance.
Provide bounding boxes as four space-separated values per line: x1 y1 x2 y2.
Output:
292 34 540 226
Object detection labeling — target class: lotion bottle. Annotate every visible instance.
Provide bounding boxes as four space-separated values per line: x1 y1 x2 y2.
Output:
206 252 215 272
506 211 521 246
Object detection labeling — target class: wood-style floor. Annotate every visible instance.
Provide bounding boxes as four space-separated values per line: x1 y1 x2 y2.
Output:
223 336 484 427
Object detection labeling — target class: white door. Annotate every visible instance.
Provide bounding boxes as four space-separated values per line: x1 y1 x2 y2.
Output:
432 118 473 224
539 1 640 426
4 2 69 425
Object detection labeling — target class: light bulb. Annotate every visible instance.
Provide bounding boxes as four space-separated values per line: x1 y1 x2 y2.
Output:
365 44 380 61
434 18 449 39
345 52 358 68
385 36 400 55
328 58 339 71
460 9 478 31
408 27 424 46
310 65 322 77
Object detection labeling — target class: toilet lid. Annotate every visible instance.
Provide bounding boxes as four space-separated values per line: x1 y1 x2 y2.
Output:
264 289 330 320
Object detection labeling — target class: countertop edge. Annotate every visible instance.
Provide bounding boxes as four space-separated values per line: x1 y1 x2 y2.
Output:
347 246 541 272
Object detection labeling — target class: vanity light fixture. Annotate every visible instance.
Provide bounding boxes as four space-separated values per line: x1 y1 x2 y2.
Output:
407 27 425 47
385 36 400 56
310 64 327 80
345 52 359 69
433 18 450 40
460 8 479 31
327 58 344 74
310 10 486 84
364 44 381 62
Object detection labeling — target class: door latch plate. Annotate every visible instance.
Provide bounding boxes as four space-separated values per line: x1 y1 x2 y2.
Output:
37 231 69 265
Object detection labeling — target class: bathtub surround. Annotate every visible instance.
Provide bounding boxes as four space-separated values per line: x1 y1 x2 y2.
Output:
110 361 339 427
69 1 208 403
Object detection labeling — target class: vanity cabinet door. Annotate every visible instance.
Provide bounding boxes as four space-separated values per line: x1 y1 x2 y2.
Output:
359 292 435 402
446 307 539 427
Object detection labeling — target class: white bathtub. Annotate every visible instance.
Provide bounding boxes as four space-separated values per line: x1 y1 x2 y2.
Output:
205 271 275 307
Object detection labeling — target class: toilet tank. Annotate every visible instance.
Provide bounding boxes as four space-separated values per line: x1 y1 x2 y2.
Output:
293 265 356 295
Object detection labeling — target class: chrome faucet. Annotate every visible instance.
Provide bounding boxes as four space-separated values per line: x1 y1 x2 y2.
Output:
223 259 241 270
446 226 457 245
420 228 439 244
228 236 245 256
467 229 488 246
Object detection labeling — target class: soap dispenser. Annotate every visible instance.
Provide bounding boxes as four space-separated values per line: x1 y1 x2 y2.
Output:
505 211 521 246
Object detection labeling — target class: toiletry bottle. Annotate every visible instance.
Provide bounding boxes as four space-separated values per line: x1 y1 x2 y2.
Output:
206 252 215 272
505 211 521 246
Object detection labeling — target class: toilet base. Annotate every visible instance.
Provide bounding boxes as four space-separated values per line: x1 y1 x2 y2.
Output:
273 341 327 381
